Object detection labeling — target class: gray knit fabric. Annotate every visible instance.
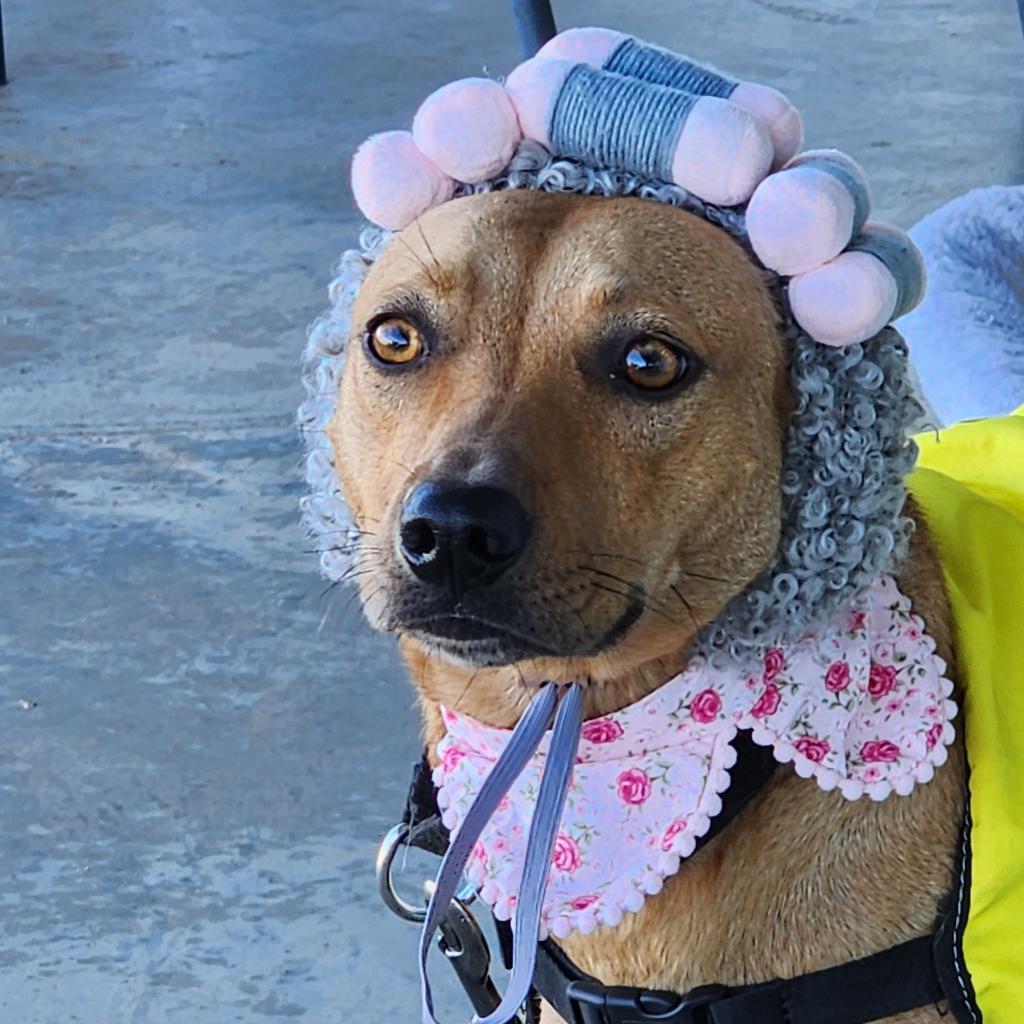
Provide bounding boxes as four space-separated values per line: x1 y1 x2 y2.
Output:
605 38 737 99
848 223 928 321
789 150 872 240
300 142 922 667
550 65 697 183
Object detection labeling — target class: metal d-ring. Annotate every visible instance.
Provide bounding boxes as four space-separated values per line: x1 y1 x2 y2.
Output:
375 822 476 923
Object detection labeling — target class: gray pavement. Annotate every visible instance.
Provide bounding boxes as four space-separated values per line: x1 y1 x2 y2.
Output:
1 1 1022 1021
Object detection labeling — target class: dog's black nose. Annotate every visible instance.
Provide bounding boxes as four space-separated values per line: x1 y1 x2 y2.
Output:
399 482 531 596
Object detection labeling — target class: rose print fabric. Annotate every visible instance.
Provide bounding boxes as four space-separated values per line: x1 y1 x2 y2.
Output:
434 573 956 940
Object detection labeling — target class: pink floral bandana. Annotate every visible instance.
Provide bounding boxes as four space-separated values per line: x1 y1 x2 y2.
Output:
434 574 956 940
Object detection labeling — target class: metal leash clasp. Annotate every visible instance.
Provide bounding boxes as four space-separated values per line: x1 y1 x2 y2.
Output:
376 822 527 1020
423 879 505 1018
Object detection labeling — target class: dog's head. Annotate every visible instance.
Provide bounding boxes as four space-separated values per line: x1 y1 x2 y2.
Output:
309 159 918 719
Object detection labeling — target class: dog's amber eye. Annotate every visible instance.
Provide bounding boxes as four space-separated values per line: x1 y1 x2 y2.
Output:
622 336 689 391
367 318 425 365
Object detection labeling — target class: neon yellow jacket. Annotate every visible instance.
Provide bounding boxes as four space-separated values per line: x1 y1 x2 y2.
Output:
909 406 1024 1020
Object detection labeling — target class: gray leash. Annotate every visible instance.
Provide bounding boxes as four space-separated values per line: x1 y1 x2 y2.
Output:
419 682 584 1024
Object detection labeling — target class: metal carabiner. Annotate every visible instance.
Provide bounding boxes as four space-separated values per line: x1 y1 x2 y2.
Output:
375 822 476 923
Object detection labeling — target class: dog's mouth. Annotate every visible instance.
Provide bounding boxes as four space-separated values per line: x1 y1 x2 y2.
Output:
405 599 645 666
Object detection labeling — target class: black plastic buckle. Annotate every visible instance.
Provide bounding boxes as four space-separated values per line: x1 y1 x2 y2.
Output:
565 981 730 1024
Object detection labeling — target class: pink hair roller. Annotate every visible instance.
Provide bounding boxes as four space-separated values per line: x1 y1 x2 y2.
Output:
788 223 927 346
746 149 872 276
413 77 522 184
350 130 455 231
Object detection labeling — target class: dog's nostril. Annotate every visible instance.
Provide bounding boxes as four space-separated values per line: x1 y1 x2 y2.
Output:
465 525 513 564
400 518 437 561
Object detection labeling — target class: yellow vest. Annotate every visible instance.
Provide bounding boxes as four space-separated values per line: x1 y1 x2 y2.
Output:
909 407 1024 1020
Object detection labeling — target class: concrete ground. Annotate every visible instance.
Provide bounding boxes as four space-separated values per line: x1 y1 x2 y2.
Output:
1 1 1021 1021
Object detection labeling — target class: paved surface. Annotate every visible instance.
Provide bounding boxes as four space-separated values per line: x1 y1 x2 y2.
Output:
1 1 1022 1021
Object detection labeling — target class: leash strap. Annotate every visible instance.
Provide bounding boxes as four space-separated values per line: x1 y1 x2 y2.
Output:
419 683 584 1024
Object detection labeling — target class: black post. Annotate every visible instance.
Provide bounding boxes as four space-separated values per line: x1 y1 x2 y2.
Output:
0 0 8 87
507 0 556 59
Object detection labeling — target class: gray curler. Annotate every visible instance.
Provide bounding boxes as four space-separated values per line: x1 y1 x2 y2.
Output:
538 26 803 165
505 57 773 206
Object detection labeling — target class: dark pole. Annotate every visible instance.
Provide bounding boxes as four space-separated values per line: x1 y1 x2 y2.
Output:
0 0 8 87
507 0 556 59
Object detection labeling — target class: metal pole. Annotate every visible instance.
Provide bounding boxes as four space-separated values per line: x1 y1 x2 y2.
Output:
0 0 8 87
507 0 556 59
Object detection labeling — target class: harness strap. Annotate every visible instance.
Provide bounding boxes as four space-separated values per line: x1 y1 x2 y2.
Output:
533 933 945 1024
403 751 451 857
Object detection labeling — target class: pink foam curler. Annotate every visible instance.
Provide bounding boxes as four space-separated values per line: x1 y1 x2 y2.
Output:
503 57 567 147
539 26 803 167
788 224 926 346
505 56 773 207
729 84 803 169
412 77 522 184
746 150 872 277
350 130 455 231
789 251 898 346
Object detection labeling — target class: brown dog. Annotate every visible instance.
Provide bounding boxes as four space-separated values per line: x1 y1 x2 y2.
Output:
330 189 963 1022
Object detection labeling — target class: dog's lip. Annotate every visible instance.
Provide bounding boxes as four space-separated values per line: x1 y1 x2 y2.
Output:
406 612 563 653
405 597 646 659
587 597 645 654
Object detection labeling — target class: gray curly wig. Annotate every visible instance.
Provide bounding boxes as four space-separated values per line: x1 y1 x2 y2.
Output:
299 142 923 664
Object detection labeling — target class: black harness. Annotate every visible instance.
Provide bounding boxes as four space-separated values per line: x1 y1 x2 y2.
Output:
395 733 977 1024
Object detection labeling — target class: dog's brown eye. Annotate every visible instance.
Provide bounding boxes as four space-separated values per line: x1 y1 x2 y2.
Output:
622 336 688 391
368 318 425 365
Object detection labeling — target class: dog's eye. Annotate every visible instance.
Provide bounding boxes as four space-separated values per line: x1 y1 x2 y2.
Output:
367 318 426 366
621 336 692 392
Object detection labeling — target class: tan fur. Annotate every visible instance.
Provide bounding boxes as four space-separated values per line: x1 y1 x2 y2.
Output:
330 190 964 1021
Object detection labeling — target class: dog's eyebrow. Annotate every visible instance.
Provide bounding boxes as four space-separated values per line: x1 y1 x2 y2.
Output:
575 270 633 310
365 290 438 328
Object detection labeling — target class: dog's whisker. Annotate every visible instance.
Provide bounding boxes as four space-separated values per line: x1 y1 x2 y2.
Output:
576 565 683 622
669 583 700 630
677 568 742 586
575 565 639 590
394 230 441 291
413 216 445 285
345 580 386 621
454 666 485 713
547 589 589 635
586 580 680 627
310 543 383 557
318 579 344 602
337 569 375 587
570 548 740 587
571 549 647 567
